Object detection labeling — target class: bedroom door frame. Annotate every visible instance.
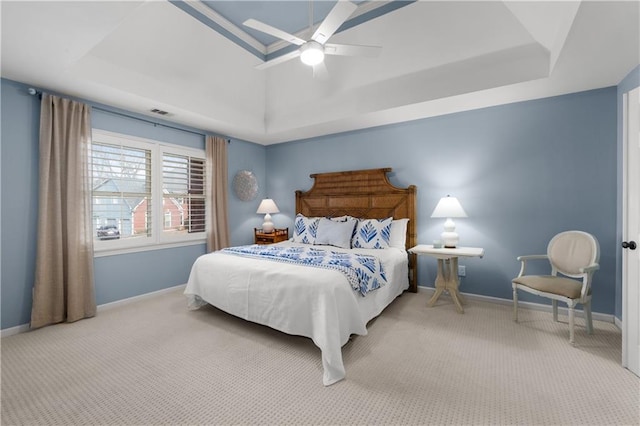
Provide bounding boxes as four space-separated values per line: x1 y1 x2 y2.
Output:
622 86 639 378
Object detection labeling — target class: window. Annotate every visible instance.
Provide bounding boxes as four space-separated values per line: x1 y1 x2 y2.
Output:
91 141 151 243
91 129 206 254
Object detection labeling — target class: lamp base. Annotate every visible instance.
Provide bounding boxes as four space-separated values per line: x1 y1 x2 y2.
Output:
262 213 274 233
441 230 459 249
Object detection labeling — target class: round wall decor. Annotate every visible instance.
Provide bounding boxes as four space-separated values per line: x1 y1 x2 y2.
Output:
233 170 259 201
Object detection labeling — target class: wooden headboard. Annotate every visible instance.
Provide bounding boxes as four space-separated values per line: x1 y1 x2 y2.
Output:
295 168 417 293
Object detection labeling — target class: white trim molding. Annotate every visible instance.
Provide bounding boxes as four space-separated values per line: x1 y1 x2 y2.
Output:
418 285 616 324
1 284 187 338
2 284 617 338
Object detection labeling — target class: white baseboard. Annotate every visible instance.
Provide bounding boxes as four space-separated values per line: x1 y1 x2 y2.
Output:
97 283 186 312
1 284 619 338
1 323 31 338
1 284 186 338
417 285 616 324
614 315 623 330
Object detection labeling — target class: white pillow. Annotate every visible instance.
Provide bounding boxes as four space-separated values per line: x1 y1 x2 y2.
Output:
352 217 393 249
389 218 410 249
292 214 320 244
315 217 357 249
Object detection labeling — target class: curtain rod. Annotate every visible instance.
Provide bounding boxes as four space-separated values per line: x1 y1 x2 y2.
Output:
27 87 230 142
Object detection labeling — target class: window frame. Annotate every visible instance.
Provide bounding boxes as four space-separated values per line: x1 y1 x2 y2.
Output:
92 129 207 256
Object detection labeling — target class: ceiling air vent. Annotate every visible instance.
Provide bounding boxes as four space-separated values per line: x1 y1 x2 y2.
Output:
150 108 170 116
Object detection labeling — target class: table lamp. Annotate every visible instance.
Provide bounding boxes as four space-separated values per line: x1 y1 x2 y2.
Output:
256 198 279 233
431 195 467 248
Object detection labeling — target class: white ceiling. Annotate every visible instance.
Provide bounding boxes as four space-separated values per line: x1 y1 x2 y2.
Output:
1 1 638 145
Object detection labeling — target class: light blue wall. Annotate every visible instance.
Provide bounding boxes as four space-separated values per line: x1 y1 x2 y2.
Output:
616 65 640 319
227 139 269 246
0 78 266 329
265 88 619 315
0 76 625 329
1 80 40 330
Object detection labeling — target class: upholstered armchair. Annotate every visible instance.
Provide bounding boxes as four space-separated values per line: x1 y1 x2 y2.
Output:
512 231 600 344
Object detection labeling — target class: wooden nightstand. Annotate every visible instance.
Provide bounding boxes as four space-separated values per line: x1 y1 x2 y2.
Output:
254 228 289 245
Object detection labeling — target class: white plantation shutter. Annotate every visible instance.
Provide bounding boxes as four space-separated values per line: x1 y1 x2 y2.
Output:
162 153 206 235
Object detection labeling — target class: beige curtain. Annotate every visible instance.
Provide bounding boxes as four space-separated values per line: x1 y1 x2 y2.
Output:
206 135 230 251
31 94 96 329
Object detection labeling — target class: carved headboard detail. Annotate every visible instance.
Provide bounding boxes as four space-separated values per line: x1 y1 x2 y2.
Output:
295 168 417 293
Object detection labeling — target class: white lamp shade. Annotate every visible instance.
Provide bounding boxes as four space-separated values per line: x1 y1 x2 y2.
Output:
431 196 467 248
431 196 467 218
256 198 279 214
257 198 279 233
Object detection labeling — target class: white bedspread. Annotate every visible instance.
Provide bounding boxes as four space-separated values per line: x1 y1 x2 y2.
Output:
184 241 409 385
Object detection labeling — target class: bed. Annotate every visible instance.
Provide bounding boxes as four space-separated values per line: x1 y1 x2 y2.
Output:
184 168 417 385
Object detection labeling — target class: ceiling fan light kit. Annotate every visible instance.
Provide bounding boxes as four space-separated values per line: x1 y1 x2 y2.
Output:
244 0 380 75
300 41 325 66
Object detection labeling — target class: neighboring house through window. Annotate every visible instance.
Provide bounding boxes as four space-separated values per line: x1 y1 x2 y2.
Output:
91 129 206 254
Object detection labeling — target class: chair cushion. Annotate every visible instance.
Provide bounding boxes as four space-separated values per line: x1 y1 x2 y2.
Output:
512 275 584 299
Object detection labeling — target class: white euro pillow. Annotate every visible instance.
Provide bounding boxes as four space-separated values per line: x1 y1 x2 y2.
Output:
389 218 410 250
315 217 357 249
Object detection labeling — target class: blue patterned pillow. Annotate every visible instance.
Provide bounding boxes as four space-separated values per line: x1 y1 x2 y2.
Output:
352 217 393 249
292 214 320 244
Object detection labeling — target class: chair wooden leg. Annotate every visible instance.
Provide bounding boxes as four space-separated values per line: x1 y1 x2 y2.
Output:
584 301 594 335
568 302 576 345
512 286 518 322
552 300 558 322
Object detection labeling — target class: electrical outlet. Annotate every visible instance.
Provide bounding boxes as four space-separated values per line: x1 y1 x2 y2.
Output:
458 265 466 277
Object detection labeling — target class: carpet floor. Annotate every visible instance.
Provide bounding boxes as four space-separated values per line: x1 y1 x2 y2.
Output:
1 288 638 425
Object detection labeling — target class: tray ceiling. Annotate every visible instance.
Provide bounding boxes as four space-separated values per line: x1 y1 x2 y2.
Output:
1 1 638 145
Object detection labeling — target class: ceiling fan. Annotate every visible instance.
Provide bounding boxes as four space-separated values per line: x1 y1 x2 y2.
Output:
243 0 381 78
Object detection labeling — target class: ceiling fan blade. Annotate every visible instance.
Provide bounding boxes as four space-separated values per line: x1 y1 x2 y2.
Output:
255 50 301 70
243 18 306 46
324 43 381 57
312 0 357 45
313 62 329 80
